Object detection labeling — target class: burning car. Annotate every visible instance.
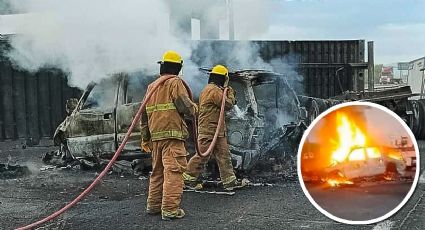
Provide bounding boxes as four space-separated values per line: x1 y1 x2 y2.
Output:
52 70 307 173
301 108 416 186
323 146 407 183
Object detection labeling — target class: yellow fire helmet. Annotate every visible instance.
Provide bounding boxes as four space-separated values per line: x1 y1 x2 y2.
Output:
211 65 230 87
158 50 183 64
211 65 228 76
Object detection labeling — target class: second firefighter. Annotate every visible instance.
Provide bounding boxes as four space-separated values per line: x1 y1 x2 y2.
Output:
183 65 246 191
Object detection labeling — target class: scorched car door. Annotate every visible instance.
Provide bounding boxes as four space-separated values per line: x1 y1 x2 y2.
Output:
66 78 121 159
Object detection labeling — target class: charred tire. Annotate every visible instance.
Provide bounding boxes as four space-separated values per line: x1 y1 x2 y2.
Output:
385 162 398 174
384 162 400 181
326 170 344 180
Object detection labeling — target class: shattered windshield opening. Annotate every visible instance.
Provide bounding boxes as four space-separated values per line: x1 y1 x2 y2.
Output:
83 78 118 110
254 83 277 115
254 83 279 130
254 78 300 128
126 73 154 104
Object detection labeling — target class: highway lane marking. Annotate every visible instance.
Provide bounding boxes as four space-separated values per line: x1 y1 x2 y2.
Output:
397 189 425 229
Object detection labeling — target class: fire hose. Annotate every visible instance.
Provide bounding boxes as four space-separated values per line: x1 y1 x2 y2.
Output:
16 75 228 230
189 87 228 157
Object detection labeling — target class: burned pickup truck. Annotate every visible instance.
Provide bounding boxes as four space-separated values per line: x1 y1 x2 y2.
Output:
52 70 307 173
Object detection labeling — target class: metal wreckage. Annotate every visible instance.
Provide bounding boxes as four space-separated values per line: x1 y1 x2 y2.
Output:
47 70 308 179
46 67 422 182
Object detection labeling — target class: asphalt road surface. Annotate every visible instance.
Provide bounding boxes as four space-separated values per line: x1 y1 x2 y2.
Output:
0 140 424 230
306 181 413 221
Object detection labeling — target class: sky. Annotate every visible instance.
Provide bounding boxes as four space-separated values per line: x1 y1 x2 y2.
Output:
259 0 425 64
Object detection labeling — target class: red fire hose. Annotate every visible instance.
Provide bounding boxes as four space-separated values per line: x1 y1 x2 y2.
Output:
16 75 227 230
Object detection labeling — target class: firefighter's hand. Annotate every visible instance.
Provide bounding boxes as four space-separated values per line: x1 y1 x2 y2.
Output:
226 86 236 104
141 141 152 153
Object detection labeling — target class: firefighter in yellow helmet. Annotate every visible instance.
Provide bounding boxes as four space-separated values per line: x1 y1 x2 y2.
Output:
141 50 198 220
183 65 246 191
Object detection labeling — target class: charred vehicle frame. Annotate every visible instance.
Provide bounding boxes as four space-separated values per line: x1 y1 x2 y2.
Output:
53 70 308 173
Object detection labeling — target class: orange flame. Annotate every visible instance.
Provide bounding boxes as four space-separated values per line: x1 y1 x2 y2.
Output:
365 147 382 159
331 113 367 163
326 170 354 187
326 113 384 187
328 179 354 187
387 152 403 160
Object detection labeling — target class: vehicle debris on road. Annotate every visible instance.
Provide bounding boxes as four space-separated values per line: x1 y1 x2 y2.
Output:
0 163 30 179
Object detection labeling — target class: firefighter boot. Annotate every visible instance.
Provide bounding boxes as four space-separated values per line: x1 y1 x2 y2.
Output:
223 178 248 191
182 172 203 190
162 208 186 220
146 205 161 215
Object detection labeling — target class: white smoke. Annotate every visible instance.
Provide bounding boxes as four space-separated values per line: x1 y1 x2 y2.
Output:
270 56 304 94
4 0 275 89
5 0 188 87
186 41 274 95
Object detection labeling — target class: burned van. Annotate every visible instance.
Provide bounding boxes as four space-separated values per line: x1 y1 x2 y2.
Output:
53 70 307 172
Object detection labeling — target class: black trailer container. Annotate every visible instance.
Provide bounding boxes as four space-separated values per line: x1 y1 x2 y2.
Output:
0 37 82 143
192 40 367 98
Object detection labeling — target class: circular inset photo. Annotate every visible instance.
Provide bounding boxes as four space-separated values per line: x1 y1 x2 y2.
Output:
298 102 420 225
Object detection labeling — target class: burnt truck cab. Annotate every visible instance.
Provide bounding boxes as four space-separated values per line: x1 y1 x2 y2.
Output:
54 70 307 172
222 70 307 170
